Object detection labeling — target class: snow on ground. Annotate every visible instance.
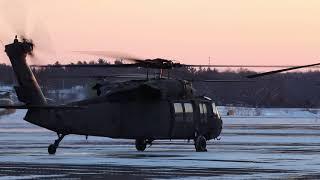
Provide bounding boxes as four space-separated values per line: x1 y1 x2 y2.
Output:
218 106 320 125
0 109 320 179
218 106 320 118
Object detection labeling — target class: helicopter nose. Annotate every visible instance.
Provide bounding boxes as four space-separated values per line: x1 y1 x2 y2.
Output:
216 117 223 137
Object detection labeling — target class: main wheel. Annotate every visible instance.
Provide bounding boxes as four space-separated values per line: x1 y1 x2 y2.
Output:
194 135 207 152
48 144 57 155
135 139 147 151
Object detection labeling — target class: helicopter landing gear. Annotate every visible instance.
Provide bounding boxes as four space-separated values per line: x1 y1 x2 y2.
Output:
135 139 146 151
194 135 207 152
48 134 66 155
135 139 153 151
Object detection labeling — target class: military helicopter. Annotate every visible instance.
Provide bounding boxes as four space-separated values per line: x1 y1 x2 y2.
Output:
1 2 317 155
7 35 319 154
1 35 265 154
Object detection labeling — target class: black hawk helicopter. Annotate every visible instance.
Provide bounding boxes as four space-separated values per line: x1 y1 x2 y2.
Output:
1 1 318 155
3 36 259 154
7 35 317 154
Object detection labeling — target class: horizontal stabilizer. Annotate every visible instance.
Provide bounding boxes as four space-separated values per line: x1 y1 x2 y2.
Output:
0 105 86 110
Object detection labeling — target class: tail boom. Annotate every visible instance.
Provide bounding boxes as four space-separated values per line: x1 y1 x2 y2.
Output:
5 37 46 105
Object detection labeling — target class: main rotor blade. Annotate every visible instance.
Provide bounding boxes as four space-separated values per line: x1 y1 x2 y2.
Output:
247 63 320 78
46 74 152 79
32 63 310 69
73 50 144 63
189 79 255 83
30 63 139 68
183 64 320 68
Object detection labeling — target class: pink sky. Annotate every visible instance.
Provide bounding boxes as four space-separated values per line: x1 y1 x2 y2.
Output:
0 0 320 66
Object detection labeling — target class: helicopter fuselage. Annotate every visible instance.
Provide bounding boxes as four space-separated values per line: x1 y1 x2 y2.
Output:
25 94 222 141
5 37 222 153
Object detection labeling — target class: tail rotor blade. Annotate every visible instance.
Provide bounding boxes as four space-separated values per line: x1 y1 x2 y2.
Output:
0 39 4 48
31 21 55 55
0 0 55 65
0 0 29 38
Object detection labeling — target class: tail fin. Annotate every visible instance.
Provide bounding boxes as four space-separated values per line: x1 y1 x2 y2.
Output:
5 37 47 105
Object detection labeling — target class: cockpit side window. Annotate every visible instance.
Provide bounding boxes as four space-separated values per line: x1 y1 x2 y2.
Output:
203 104 207 114
212 103 220 118
199 103 207 123
212 103 217 114
199 103 203 114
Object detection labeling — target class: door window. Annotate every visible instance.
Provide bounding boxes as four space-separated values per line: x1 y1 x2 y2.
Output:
174 103 183 122
174 103 183 113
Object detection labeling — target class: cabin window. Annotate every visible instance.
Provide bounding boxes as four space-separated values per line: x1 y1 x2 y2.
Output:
174 103 183 113
184 103 193 122
199 104 207 114
184 103 193 113
199 104 203 114
174 103 184 122
203 104 207 114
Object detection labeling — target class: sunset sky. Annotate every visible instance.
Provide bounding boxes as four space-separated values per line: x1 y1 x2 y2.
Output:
0 0 320 66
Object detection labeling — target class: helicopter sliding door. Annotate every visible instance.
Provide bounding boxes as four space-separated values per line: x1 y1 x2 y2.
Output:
183 103 194 137
171 102 194 139
198 102 211 135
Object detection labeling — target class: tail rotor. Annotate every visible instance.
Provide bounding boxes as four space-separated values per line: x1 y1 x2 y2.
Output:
0 0 55 64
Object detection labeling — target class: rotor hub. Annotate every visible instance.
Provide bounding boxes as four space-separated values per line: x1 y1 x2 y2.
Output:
5 36 34 59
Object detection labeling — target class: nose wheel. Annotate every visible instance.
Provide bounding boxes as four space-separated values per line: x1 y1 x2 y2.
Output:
48 134 65 155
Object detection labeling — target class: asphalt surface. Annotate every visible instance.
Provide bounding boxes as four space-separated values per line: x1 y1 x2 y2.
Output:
1 110 320 179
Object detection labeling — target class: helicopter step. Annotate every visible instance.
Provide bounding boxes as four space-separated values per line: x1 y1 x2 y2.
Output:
48 134 66 155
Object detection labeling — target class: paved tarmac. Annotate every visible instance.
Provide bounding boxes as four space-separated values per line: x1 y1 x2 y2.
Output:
1 110 320 179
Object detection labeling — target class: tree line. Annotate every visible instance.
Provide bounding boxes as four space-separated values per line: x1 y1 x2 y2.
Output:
0 60 320 108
